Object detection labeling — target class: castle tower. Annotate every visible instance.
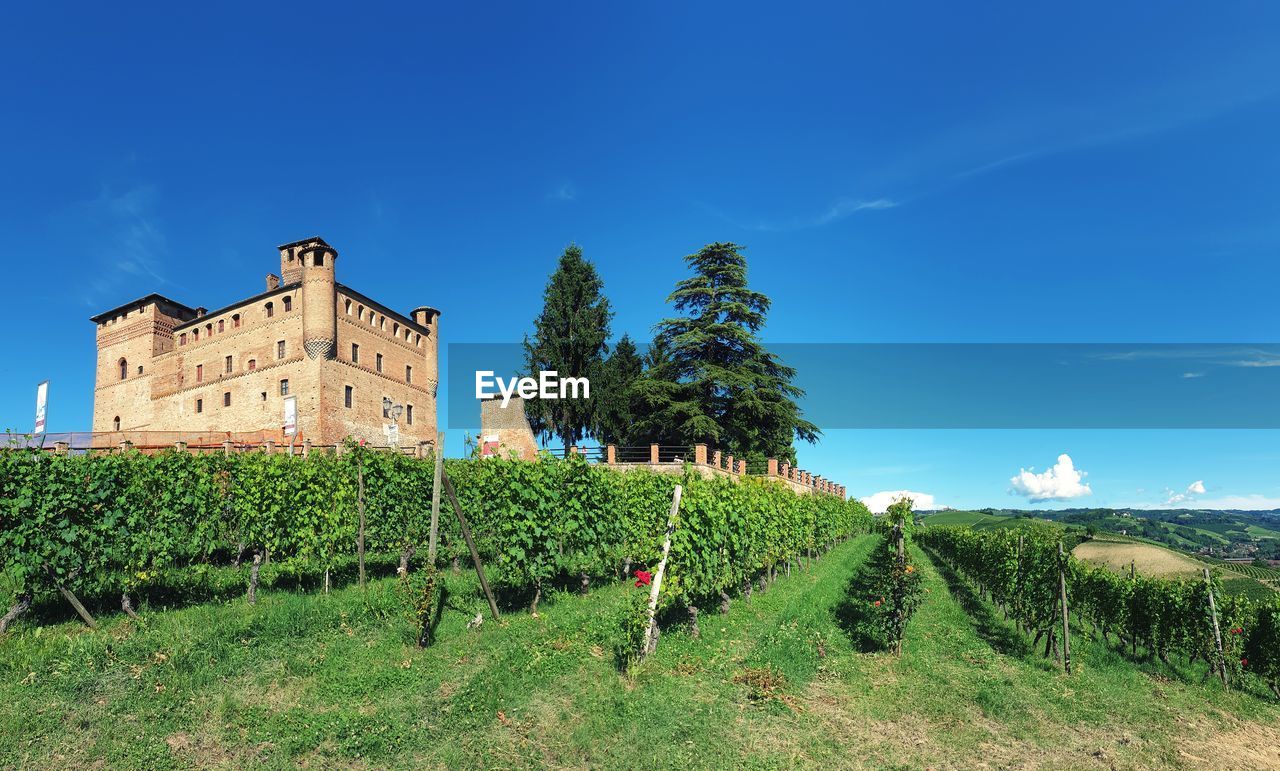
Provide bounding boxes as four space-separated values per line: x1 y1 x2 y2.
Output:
285 238 338 361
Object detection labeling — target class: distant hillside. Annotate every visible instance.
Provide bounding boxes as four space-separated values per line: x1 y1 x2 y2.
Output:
922 506 1280 563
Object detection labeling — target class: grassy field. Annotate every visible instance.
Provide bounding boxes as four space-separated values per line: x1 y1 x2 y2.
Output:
1072 539 1207 577
3 535 1279 769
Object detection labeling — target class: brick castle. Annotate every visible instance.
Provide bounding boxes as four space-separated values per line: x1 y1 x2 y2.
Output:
90 237 439 446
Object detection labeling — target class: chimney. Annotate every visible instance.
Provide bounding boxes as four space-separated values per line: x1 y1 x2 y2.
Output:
266 273 281 291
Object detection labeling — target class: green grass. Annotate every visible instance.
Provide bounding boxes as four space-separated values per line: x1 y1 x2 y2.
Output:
919 510 1010 527
2 536 1278 769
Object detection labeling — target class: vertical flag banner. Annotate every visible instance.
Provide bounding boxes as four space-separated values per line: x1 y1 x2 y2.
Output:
34 381 48 434
283 395 297 437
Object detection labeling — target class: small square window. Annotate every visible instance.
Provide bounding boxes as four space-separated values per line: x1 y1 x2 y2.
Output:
344 385 353 408
277 340 286 359
376 353 383 373
280 379 289 396
261 392 267 401
406 365 412 383
406 404 413 425
351 343 359 363
223 392 231 407
196 398 203 413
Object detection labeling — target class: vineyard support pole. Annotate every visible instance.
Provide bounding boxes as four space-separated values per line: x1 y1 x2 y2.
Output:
44 566 96 629
895 524 906 656
428 432 444 563
441 470 500 621
1057 541 1071 675
1203 568 1228 688
642 485 682 658
357 446 366 590
1130 561 1137 658
1016 535 1025 635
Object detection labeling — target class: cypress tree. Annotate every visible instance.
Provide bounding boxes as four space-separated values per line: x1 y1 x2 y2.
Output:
523 245 613 452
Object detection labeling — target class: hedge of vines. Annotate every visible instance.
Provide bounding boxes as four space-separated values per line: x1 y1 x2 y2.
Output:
918 524 1280 697
0 448 872 623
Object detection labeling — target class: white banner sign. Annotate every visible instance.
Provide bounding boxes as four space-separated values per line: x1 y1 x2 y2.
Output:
386 423 399 447
34 381 48 435
283 395 297 437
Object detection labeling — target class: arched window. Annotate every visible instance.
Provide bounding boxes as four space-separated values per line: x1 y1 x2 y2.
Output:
379 315 386 330
179 333 187 346
113 416 120 431
206 323 213 336
345 299 353 315
248 359 257 371
217 319 224 333
357 304 365 321
119 358 128 380
283 296 292 312
265 302 275 318
313 252 325 267
192 329 199 341
232 313 241 328
393 322 399 337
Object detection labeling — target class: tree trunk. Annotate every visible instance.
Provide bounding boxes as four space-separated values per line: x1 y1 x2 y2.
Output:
687 604 699 638
0 594 31 634
719 591 731 614
248 552 261 605
580 573 590 594
531 583 542 614
324 567 331 594
622 557 632 578
399 544 415 576
785 560 792 577
744 580 753 604
121 592 140 619
452 556 460 573
233 543 246 568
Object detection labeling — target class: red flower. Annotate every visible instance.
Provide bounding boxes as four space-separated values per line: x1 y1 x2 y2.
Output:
1241 658 1248 667
634 570 652 587
873 600 882 607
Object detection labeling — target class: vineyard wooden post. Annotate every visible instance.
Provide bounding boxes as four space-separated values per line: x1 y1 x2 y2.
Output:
428 432 444 562
44 566 97 629
357 445 366 590
1130 561 1137 658
1203 567 1229 688
1057 541 1072 675
894 523 906 655
441 470 500 621
642 484 682 658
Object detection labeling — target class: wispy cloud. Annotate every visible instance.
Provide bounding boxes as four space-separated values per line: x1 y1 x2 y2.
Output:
1182 371 1205 379
55 184 171 307
548 182 577 202
716 197 898 232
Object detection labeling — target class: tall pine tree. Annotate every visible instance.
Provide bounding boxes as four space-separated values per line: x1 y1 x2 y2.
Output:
642 242 817 463
523 244 613 452
592 333 644 445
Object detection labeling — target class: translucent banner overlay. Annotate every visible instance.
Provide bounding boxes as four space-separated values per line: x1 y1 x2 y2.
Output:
447 343 1280 429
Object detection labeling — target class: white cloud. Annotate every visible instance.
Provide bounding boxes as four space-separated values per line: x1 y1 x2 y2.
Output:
1009 454 1092 502
1166 493 1280 511
860 490 942 514
1165 479 1207 505
1182 372 1205 379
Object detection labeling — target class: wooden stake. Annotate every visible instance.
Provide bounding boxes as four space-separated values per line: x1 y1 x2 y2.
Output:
1203 568 1229 688
895 524 906 656
428 432 444 562
46 567 97 629
1057 541 1071 675
357 447 366 590
642 485 682 657
442 470 500 621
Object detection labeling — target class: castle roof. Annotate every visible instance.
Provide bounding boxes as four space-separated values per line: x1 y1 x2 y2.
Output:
89 293 199 324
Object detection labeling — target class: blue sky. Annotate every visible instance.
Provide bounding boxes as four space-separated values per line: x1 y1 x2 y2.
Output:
1 2 1278 511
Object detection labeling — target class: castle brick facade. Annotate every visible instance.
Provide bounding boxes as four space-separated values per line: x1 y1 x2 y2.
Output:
90 237 439 446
